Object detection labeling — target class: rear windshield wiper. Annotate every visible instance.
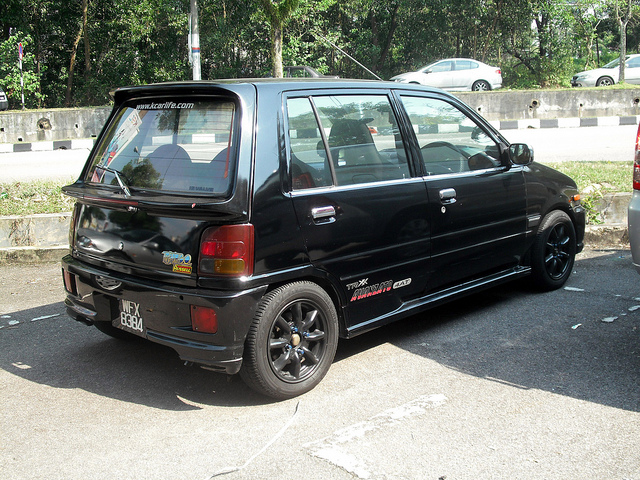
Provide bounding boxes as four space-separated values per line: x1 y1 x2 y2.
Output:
96 165 132 198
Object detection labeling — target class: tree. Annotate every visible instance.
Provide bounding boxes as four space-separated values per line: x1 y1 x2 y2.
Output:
0 32 45 108
257 0 300 77
611 0 640 83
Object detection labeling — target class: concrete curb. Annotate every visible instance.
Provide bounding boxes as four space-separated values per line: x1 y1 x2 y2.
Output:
0 138 95 154
492 115 639 130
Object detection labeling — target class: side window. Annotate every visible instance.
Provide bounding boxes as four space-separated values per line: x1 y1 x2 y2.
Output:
400 96 502 175
627 57 640 68
455 60 474 71
286 94 410 188
431 61 453 73
287 98 332 189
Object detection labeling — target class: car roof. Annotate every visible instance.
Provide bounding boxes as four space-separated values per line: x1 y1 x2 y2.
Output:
110 78 449 103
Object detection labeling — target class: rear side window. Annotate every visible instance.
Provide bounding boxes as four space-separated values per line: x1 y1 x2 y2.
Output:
287 94 410 189
86 99 236 196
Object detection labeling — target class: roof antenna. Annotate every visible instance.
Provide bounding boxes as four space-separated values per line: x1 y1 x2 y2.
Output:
313 30 382 81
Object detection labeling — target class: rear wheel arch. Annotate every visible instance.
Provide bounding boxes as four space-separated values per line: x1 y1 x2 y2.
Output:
239 280 340 399
472 79 491 91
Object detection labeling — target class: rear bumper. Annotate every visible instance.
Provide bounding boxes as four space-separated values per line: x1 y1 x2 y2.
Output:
62 255 267 374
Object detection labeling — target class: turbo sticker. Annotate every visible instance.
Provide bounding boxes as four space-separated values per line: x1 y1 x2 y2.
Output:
162 251 193 274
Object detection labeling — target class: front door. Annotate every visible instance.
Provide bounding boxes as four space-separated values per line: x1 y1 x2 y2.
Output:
398 94 527 292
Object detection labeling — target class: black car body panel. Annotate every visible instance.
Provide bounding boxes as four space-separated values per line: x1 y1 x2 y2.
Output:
62 79 585 396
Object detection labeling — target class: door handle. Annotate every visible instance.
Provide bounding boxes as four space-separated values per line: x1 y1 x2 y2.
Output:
311 206 336 224
439 188 457 205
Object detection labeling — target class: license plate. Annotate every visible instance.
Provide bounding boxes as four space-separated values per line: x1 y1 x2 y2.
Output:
115 299 146 337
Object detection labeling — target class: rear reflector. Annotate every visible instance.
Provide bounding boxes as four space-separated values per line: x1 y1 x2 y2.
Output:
198 224 254 277
63 269 77 295
191 305 218 334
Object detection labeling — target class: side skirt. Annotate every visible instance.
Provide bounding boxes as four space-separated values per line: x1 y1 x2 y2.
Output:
344 265 531 338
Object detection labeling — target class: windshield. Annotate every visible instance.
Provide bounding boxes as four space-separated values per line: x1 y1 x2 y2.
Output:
603 58 623 69
86 99 236 196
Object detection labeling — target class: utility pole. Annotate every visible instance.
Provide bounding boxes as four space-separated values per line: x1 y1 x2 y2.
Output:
190 0 201 80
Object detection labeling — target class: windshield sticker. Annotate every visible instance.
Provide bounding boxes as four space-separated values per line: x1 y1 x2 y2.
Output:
162 251 193 274
136 101 195 110
92 109 142 182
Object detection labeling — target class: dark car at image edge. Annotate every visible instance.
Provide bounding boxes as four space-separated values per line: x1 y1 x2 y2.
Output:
61 78 585 399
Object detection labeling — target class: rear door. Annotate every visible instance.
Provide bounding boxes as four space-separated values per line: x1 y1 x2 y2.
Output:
398 93 527 291
453 60 478 89
285 91 430 330
626 56 640 84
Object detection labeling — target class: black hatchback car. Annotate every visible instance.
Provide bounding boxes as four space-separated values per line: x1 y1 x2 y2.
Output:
62 79 585 399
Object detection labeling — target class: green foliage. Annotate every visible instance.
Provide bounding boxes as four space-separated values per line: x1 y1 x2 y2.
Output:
0 32 45 109
2 0 640 106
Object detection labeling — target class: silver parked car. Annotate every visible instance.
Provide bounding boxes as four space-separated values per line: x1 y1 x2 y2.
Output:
391 58 502 91
571 54 640 87
628 123 640 273
0 87 8 111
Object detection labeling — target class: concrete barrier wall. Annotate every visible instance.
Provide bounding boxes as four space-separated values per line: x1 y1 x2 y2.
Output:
457 88 640 121
1 88 640 144
0 107 111 144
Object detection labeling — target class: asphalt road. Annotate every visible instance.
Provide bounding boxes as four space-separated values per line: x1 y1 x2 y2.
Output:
1 248 639 480
0 123 637 183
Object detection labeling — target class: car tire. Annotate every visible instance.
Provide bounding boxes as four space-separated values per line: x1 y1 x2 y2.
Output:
94 321 142 341
596 76 614 87
472 80 491 91
530 210 577 290
240 281 339 399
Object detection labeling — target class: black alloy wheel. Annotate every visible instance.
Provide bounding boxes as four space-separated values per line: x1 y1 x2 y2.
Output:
240 281 338 399
530 210 577 290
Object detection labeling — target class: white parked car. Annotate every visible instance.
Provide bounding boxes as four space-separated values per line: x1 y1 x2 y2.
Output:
571 54 640 87
391 58 502 91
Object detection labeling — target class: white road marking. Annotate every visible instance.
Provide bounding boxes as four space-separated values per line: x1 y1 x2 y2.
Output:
305 394 447 479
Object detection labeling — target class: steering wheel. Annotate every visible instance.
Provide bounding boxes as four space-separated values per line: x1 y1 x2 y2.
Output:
421 141 468 174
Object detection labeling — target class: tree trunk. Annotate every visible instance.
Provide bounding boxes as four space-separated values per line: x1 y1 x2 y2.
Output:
272 26 283 77
83 0 90 81
65 21 84 107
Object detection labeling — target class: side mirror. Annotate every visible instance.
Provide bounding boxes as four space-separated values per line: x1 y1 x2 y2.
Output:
509 143 534 166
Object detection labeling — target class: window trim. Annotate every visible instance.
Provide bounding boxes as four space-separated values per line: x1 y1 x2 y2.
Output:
392 90 508 177
283 90 416 192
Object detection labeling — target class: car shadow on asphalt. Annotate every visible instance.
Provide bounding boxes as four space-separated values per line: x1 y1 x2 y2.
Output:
0 302 271 409
335 249 640 412
1 251 638 411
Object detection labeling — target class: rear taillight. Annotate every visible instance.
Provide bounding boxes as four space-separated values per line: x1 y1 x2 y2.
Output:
198 224 254 277
634 123 640 190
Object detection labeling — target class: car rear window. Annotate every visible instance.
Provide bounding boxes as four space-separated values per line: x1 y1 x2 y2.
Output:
85 99 236 196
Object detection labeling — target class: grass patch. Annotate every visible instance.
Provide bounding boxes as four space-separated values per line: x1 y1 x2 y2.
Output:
0 181 76 216
542 160 632 224
541 161 632 193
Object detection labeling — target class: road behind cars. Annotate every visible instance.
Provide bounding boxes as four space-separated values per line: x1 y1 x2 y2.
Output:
1 248 638 480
